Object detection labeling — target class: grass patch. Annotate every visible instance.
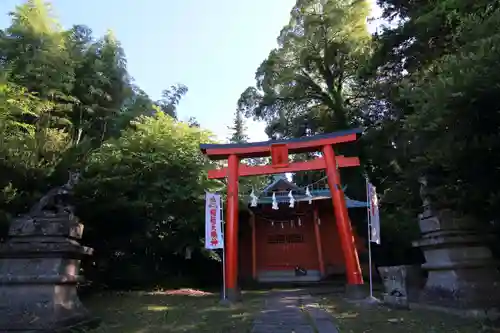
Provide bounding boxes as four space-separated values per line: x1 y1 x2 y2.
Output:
318 295 496 333
83 289 267 333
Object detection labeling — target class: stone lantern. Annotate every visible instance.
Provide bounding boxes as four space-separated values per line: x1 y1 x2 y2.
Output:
412 176 500 313
0 173 97 331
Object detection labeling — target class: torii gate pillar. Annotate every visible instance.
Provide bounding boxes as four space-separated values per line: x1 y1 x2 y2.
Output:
225 154 240 301
323 144 364 290
201 129 365 302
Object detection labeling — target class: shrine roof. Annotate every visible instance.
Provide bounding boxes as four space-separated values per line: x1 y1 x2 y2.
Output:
200 128 362 160
247 188 368 208
261 174 300 194
247 175 368 209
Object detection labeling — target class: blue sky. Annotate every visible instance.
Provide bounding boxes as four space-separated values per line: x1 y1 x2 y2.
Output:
0 0 381 142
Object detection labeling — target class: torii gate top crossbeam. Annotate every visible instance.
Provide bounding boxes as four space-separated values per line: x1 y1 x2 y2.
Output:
200 128 362 160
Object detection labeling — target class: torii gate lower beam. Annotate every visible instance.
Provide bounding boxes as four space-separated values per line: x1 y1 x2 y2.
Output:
200 129 365 301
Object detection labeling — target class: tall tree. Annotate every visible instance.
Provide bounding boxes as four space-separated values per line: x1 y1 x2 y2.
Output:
76 112 219 284
238 0 372 195
0 0 75 98
358 0 500 245
0 0 211 286
70 30 132 145
228 108 248 143
155 84 188 119
238 0 371 139
187 116 200 128
227 109 270 197
0 0 77 133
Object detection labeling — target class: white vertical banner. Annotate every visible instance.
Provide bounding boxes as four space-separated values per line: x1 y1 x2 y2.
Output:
205 192 224 249
367 182 381 244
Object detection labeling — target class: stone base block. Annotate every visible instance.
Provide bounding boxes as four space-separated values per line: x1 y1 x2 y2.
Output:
419 285 500 310
0 284 92 331
383 295 409 309
420 266 500 310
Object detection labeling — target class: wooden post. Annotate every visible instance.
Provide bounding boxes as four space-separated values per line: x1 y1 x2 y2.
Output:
226 154 240 301
313 205 325 277
322 144 363 286
250 212 257 280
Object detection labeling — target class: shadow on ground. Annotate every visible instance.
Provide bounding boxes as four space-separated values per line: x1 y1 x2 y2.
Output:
319 294 497 333
83 290 267 333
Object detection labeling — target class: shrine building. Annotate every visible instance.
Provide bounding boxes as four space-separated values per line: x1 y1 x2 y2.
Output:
238 174 369 283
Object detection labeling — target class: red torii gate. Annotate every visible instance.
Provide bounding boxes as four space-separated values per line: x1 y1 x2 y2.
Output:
200 129 364 301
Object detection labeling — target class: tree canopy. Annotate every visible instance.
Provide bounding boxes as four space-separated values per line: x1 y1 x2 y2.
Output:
2 0 500 286
0 0 221 287
239 0 500 260
238 0 371 138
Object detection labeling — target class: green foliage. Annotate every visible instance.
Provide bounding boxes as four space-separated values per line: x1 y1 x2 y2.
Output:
228 108 248 144
238 0 371 138
79 112 217 239
75 113 220 285
1 0 75 98
238 0 500 265
355 0 500 266
399 7 500 219
155 84 188 119
69 29 133 144
0 79 70 233
0 0 216 286
363 0 500 223
3 0 500 281
226 107 269 203
238 0 373 214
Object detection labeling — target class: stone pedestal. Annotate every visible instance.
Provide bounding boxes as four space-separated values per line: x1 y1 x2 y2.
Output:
412 209 500 310
378 265 423 309
0 213 96 331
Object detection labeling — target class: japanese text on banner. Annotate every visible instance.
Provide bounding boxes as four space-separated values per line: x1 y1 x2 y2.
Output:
368 183 381 244
205 192 224 249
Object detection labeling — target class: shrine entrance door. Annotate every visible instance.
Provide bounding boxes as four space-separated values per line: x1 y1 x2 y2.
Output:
257 217 317 273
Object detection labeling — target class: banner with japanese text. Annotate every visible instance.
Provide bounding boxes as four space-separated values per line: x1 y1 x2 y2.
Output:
367 182 381 244
205 192 224 249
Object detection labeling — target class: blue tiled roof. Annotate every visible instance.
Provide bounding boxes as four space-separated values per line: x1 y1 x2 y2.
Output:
246 189 368 208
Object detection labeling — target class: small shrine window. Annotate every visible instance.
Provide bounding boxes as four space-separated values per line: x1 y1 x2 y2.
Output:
286 234 304 243
267 234 304 244
267 235 286 244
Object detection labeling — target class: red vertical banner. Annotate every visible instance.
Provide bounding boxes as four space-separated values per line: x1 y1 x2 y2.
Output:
205 192 223 249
